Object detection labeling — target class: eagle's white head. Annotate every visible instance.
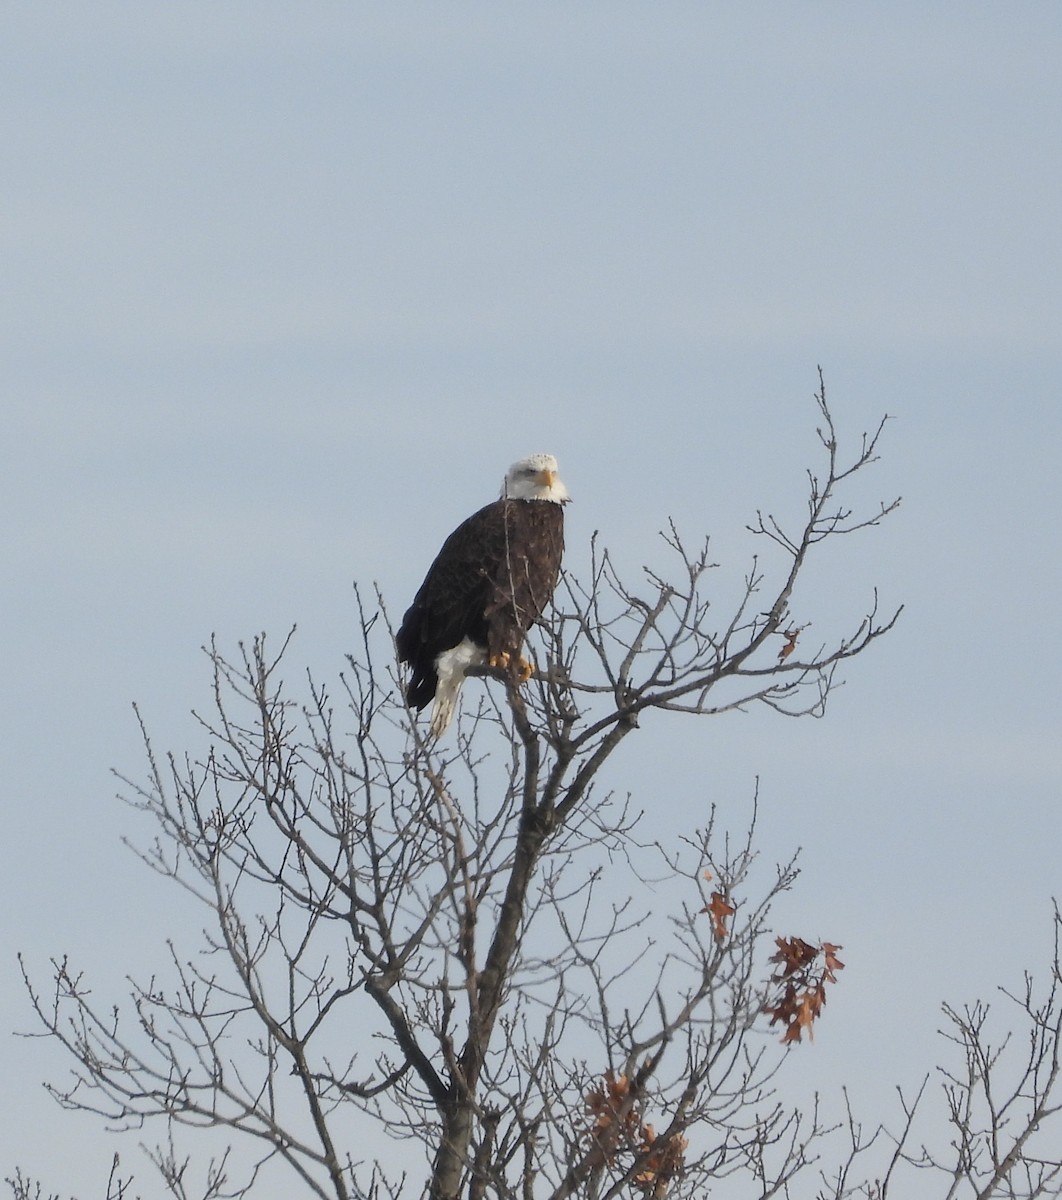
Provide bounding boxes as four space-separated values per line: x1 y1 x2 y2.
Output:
502 453 571 503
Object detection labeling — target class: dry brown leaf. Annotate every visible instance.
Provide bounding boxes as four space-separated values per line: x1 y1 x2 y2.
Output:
778 628 800 660
703 891 736 942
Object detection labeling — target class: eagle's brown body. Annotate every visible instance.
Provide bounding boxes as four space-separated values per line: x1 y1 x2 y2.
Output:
397 497 565 717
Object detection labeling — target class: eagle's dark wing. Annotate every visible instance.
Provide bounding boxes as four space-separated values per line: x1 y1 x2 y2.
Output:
396 500 505 709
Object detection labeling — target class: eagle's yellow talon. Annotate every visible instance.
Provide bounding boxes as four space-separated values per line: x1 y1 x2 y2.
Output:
488 652 534 682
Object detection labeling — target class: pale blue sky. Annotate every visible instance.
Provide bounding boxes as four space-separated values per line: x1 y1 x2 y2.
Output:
3 5 1062 1194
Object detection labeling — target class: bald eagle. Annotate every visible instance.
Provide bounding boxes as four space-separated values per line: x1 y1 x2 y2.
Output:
397 453 570 737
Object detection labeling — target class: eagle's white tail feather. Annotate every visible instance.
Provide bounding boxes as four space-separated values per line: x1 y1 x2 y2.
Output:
430 638 486 738
430 676 465 738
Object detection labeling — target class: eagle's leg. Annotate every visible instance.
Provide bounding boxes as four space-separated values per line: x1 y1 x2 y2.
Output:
489 651 535 683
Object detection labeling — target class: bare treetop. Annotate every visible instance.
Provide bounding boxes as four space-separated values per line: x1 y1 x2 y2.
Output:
16 381 1056 1200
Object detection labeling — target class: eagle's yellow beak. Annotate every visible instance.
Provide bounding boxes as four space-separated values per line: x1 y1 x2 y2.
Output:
537 468 557 488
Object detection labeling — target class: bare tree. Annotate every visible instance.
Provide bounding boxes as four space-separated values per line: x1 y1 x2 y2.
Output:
16 378 1057 1199
806 903 1062 1200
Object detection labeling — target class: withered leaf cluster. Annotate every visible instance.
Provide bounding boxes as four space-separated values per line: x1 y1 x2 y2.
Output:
584 1070 688 1196
764 936 844 1043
